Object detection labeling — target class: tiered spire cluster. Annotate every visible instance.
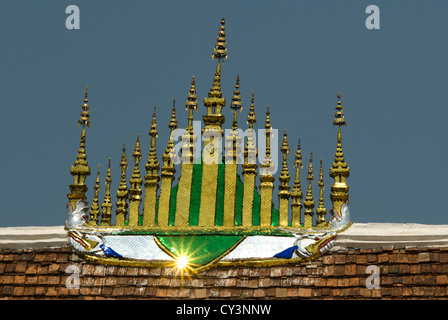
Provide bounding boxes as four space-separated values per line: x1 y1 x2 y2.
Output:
67 20 350 231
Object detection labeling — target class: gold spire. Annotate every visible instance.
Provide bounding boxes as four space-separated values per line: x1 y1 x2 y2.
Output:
212 18 227 62
247 92 256 128
279 129 290 188
158 104 178 227
290 139 303 227
148 107 158 138
68 88 91 208
278 129 291 227
165 101 179 167
241 92 258 226
230 75 242 130
203 62 226 128
263 106 272 160
259 106 274 227
143 108 160 227
203 19 226 133
89 164 101 226
303 153 315 228
132 134 142 162
316 159 327 227
78 86 90 128
333 92 346 127
115 144 129 226
128 134 143 227
70 128 90 184
184 79 198 164
146 107 160 174
330 94 350 216
101 158 112 226
185 77 197 134
244 92 257 165
294 139 303 169
307 152 313 182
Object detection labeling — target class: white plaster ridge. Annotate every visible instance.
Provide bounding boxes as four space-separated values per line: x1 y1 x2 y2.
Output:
0 226 67 249
1 223 448 250
334 223 448 249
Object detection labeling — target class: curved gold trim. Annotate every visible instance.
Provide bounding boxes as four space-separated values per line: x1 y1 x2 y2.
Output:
153 235 247 273
80 250 322 271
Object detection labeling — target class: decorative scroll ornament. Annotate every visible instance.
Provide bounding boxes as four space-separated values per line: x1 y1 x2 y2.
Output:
65 19 352 273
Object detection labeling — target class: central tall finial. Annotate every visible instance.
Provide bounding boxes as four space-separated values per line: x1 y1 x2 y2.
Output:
203 19 227 134
212 18 227 62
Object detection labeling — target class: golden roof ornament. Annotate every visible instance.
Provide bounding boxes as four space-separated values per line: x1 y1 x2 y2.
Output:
316 159 327 227
279 129 291 186
128 135 143 227
67 88 91 208
212 18 227 62
243 92 257 166
185 77 197 134
65 18 351 273
115 144 129 226
246 92 256 127
230 75 242 130
260 106 273 173
146 107 159 174
100 158 112 226
333 92 346 127
89 164 101 226
330 93 350 219
132 134 142 162
78 86 90 128
303 153 315 227
290 139 303 227
164 102 179 167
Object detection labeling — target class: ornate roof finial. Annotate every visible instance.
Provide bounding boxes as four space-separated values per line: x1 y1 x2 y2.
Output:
204 20 226 131
89 164 101 226
244 92 257 165
307 152 314 182
119 143 128 170
101 158 113 226
164 101 179 166
294 139 303 169
246 92 256 128
318 159 324 187
116 144 129 226
333 92 346 127
129 135 143 227
149 107 158 138
303 153 315 227
186 77 198 111
146 107 160 175
132 134 142 163
290 139 304 227
279 129 290 187
78 86 90 128
263 106 272 159
169 100 178 131
316 159 327 227
185 77 197 133
68 88 91 207
231 75 242 130
265 106 271 129
281 129 290 155
212 18 227 62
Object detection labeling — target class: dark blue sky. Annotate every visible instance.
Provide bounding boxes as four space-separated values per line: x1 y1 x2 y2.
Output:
1 1 447 226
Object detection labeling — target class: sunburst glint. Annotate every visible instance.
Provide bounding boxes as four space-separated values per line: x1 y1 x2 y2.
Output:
176 255 189 270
